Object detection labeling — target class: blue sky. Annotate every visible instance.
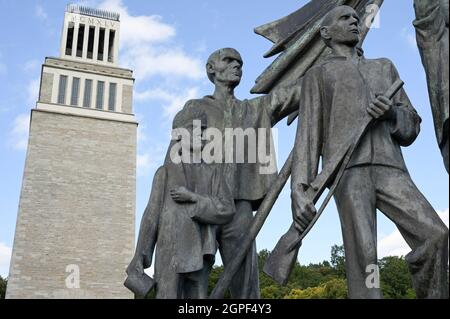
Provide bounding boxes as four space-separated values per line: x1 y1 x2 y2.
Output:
0 0 448 277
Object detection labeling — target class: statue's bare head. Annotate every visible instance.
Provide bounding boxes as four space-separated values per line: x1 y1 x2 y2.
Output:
206 48 243 88
320 5 361 49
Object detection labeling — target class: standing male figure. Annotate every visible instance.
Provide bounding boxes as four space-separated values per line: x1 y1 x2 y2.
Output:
171 48 300 298
413 0 449 173
291 6 448 298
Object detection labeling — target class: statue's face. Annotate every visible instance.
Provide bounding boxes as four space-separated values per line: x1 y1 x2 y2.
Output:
211 49 243 88
325 7 361 47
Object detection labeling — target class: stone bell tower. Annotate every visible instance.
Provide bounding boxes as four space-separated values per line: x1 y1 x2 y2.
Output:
6 4 136 299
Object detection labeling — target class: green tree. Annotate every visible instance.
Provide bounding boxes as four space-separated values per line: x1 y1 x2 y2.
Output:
257 249 291 298
260 285 283 299
283 278 347 299
284 286 326 299
207 265 231 298
330 244 346 278
379 256 415 299
0 276 7 299
322 278 347 299
143 246 418 299
287 260 338 290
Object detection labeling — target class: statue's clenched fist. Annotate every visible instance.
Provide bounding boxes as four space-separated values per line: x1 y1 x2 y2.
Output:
367 93 394 120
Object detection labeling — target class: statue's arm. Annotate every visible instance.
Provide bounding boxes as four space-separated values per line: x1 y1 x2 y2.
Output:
254 78 303 126
413 0 444 42
128 166 167 272
291 68 323 191
387 61 422 147
189 168 235 225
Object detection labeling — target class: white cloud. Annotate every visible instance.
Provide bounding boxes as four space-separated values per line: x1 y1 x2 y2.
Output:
136 142 167 177
122 46 203 81
27 78 40 106
35 4 48 21
137 153 152 173
0 242 12 278
8 77 38 150
378 227 411 258
137 124 147 143
136 151 164 177
99 0 175 47
135 87 199 120
98 0 203 81
378 208 449 258
10 113 30 151
401 27 417 49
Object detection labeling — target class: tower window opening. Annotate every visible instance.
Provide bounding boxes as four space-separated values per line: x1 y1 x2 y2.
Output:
108 30 115 62
70 77 80 106
87 26 95 59
108 83 117 111
65 22 75 56
96 81 105 109
76 24 85 58
57 75 68 104
83 79 93 107
97 28 105 61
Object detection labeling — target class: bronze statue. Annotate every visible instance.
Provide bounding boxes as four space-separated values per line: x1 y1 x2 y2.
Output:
287 6 448 299
125 1 449 300
170 48 300 298
125 108 235 298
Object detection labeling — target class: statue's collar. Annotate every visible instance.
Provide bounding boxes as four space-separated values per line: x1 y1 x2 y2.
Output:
325 54 347 61
323 54 365 63
204 95 240 103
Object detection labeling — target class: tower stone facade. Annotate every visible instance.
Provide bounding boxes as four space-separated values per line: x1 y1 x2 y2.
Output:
6 4 136 299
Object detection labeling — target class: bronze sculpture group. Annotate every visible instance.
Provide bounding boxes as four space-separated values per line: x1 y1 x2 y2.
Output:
125 0 449 299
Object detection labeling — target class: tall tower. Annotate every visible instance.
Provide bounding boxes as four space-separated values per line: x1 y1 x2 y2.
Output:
6 4 136 299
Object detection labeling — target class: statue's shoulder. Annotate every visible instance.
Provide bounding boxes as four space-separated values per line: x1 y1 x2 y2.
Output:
308 63 326 73
361 57 398 77
150 165 167 187
303 63 326 80
155 165 167 178
182 96 217 111
183 98 205 108
363 57 395 68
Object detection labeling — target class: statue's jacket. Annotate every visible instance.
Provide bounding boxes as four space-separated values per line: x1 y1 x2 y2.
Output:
135 161 235 297
292 54 422 188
